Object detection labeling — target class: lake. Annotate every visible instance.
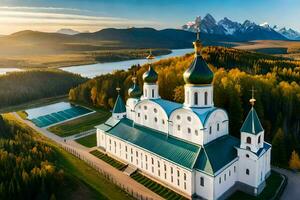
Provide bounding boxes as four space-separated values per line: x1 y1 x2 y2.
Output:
0 68 22 75
60 48 193 78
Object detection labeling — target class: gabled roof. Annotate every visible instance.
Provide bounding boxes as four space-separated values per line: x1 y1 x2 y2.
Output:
112 95 126 114
199 135 240 175
150 99 182 117
240 107 264 135
104 118 200 169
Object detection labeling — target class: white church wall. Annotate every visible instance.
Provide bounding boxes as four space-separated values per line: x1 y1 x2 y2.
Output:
100 133 193 196
194 170 214 200
126 98 139 120
134 100 169 134
214 161 238 199
240 132 264 153
184 85 214 108
237 149 260 188
203 109 229 145
169 108 204 145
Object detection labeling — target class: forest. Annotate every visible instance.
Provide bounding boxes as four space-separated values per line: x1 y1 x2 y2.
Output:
0 70 87 109
0 114 64 199
69 46 300 167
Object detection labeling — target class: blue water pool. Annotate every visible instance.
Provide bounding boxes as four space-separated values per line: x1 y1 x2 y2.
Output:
25 102 93 128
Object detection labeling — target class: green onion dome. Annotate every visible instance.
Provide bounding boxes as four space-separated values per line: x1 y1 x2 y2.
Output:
183 37 213 85
128 82 142 98
143 65 158 84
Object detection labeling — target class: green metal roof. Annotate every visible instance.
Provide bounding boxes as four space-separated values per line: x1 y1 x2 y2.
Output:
143 65 158 83
196 135 240 175
183 54 214 85
112 95 126 114
105 118 200 169
240 107 264 135
150 99 182 117
128 82 142 98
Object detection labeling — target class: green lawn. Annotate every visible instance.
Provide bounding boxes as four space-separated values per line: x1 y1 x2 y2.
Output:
130 172 188 200
228 171 284 200
48 110 111 137
90 150 127 171
76 133 97 148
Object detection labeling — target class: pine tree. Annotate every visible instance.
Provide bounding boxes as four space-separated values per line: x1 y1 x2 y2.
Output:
272 128 287 166
289 150 300 170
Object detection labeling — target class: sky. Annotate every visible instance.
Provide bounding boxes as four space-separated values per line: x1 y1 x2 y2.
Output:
0 0 299 35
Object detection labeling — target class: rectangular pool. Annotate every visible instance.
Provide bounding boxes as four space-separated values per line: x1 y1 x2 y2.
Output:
25 102 93 128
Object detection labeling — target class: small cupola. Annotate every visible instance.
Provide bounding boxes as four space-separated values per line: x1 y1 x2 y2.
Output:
128 76 142 98
183 31 213 85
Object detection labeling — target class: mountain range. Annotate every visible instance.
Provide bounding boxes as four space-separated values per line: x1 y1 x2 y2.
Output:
182 14 300 41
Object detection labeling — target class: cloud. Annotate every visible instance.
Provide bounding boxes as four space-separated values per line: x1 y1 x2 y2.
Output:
0 6 159 34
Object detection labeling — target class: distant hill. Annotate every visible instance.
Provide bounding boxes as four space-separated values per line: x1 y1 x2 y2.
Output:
56 28 80 35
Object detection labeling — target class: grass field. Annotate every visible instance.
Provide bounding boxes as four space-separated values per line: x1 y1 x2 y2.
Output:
130 171 188 200
48 110 111 137
228 171 284 200
90 150 127 171
76 133 97 148
4 113 133 200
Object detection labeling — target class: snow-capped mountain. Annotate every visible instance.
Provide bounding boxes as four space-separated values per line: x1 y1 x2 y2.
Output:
277 27 300 40
56 28 80 35
182 14 295 41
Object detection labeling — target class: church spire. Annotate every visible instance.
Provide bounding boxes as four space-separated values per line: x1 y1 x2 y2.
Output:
128 72 142 98
112 87 126 119
240 87 263 135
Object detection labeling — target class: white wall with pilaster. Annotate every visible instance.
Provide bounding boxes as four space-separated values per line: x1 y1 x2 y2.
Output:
142 83 160 100
203 109 229 145
184 85 213 108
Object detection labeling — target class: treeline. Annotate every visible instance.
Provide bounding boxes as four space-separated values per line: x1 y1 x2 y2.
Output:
0 69 87 109
0 115 64 199
69 46 300 167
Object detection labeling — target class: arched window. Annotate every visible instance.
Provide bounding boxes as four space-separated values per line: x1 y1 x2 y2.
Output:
209 126 212 134
188 128 191 134
200 177 204 186
217 123 220 131
187 116 191 122
152 89 154 98
194 92 198 105
154 108 157 113
246 154 250 158
195 130 199 136
204 91 208 105
177 125 181 131
258 135 261 144
154 117 158 123
246 146 251 151
246 136 251 144
246 169 250 175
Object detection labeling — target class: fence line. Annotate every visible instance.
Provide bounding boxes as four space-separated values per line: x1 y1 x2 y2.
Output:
57 142 154 200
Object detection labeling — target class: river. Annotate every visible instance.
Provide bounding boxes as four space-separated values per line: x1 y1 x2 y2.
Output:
60 48 193 78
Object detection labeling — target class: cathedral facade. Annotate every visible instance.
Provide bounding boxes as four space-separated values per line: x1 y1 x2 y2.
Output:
96 34 271 199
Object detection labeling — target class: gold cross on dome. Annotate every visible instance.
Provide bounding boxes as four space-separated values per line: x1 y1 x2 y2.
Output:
116 87 121 94
249 86 257 106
